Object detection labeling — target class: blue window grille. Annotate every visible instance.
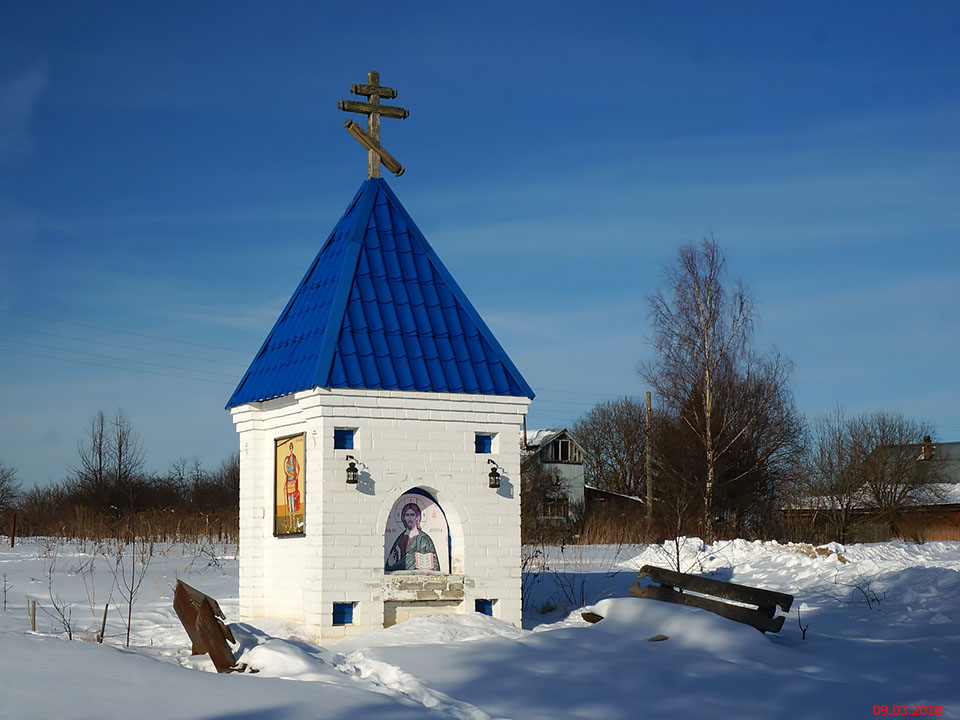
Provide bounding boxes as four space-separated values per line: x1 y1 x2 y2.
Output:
333 602 354 625
475 599 494 616
475 433 492 454
334 428 354 450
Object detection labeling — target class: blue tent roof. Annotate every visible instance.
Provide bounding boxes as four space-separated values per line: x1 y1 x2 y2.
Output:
227 178 534 408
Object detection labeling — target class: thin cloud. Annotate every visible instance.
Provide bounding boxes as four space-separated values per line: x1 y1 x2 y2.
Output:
0 68 46 160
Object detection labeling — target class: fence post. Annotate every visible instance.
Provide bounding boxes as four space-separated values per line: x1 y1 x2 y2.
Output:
9 511 15 548
98 602 109 644
26 597 36 632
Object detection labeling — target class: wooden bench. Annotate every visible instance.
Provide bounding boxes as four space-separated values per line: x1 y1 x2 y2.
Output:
629 564 794 633
173 580 239 673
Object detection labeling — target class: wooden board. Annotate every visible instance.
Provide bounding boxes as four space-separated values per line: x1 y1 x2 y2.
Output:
173 582 206 655
177 580 228 621
637 564 793 613
630 582 785 633
196 597 238 674
173 580 237 671
351 83 398 98
337 100 409 119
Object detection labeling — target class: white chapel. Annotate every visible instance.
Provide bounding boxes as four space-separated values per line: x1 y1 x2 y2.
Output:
226 173 534 640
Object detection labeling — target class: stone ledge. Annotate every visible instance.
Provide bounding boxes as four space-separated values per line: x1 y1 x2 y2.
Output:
382 573 466 602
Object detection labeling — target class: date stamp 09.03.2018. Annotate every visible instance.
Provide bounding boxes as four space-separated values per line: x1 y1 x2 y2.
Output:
872 705 943 716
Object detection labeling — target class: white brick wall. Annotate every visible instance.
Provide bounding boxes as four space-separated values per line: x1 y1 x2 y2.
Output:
231 387 529 640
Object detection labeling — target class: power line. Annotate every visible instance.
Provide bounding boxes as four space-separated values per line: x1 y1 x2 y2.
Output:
0 323 248 368
0 346 235 386
0 337 238 379
0 314 654 403
0 345 609 414
0 311 657 406
0 309 252 354
533 386 644 399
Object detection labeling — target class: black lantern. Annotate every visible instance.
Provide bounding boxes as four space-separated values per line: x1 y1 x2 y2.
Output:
346 456 359 485
487 459 501 489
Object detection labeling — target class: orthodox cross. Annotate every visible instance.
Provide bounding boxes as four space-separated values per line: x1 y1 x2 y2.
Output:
338 70 408 178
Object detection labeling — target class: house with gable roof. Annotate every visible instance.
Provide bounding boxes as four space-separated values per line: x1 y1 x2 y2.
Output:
786 437 960 541
227 177 534 639
522 428 585 519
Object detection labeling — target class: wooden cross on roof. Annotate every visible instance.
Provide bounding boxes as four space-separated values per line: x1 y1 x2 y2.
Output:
338 70 408 178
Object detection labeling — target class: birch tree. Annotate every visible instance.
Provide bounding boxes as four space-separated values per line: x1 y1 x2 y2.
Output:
641 237 800 539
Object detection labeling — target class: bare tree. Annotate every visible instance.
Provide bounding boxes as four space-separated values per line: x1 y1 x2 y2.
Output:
110 533 152 648
801 409 944 541
40 539 74 640
650 412 704 564
802 407 865 543
642 237 800 539
210 452 240 510
520 462 571 543
74 411 110 507
854 412 944 535
572 397 647 496
110 408 145 511
0 460 20 512
71 409 145 514
711 352 804 535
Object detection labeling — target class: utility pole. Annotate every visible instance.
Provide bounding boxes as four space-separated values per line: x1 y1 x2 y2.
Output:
645 391 653 532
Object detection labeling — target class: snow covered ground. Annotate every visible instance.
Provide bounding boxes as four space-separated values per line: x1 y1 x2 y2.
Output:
1 536 958 719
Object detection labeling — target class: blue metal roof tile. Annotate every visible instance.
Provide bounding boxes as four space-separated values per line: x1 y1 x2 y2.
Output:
409 357 431 389
456 356 479 391
425 303 446 334
370 330 390 360
398 250 418 283
425 357 448 391
395 300 418 335
385 331 407 362
472 354 496 392
328 352 347 387
352 325 375 358
394 360 415 391
419 333 440 362
382 251 402 282
409 304 429 335
227 178 534 407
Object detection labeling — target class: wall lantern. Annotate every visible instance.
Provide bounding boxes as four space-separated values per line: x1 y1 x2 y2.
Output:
487 459 501 489
346 456 359 485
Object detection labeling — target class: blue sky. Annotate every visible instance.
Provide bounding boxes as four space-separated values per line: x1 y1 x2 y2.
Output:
1 1 958 488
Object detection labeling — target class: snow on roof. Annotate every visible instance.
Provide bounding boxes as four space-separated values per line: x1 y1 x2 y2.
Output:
524 428 565 449
790 482 960 511
584 484 645 504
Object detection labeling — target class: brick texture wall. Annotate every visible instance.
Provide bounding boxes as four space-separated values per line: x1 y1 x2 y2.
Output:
231 387 529 640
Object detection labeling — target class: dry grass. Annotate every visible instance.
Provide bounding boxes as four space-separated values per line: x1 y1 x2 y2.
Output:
778 543 848 563
16 508 238 544
575 510 649 545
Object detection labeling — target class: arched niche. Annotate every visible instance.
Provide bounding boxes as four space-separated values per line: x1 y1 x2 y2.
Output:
383 488 452 574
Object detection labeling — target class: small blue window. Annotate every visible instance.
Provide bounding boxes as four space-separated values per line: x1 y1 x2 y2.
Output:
333 602 354 625
475 599 494 616
475 434 492 454
334 428 354 450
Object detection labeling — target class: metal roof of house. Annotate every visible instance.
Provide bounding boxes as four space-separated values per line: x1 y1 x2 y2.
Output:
227 178 534 408
928 441 960 484
522 429 587 463
524 428 565 449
